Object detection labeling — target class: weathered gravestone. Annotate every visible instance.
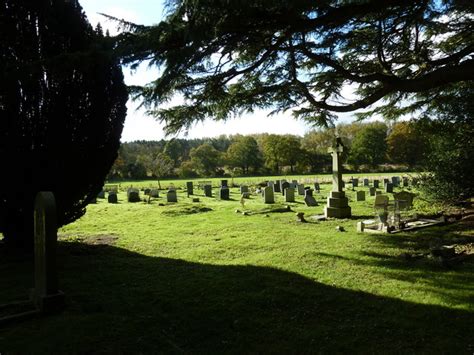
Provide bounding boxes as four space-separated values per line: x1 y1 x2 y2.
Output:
314 182 320 193
369 187 376 196
391 176 400 186
292 179 298 184
263 186 274 203
204 184 212 197
267 181 274 188
284 187 295 202
127 188 140 202
97 190 105 199
274 180 281 193
150 189 159 198
385 183 394 193
108 191 118 203
297 184 305 196
383 178 390 187
355 190 366 201
373 179 379 188
352 178 359 188
221 180 228 187
32 192 65 313
240 185 249 194
281 182 290 196
324 138 351 218
363 178 369 187
393 191 416 210
219 187 230 200
186 181 194 195
167 189 178 203
304 192 318 207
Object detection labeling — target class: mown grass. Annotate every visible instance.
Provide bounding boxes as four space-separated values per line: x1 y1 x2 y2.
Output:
1 174 473 353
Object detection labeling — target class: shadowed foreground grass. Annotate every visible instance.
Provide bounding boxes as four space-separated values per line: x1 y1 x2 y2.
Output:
0 179 473 353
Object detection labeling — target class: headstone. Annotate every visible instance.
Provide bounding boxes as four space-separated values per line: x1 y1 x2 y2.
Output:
391 176 400 186
304 194 318 206
355 190 366 201
324 138 351 218
363 178 369 187
289 182 297 189
292 179 298 184
220 180 228 187
383 178 390 187
241 192 251 199
352 178 359 188
373 179 379 188
369 187 376 196
313 182 320 193
150 189 159 198
97 190 105 199
385 183 394 193
267 181 274 188
374 194 390 225
127 188 140 202
281 182 290 196
393 191 416 210
297 184 305 196
284 187 295 202
186 181 194 195
219 187 230 200
108 192 118 203
32 192 64 313
204 184 212 197
304 189 313 197
240 185 249 194
263 186 274 204
273 181 281 193
167 189 178 203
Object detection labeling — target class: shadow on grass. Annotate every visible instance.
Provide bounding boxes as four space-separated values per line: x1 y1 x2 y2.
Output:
1 241 473 353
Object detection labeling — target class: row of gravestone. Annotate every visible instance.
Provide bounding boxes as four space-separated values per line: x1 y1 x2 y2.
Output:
261 185 319 206
349 176 410 189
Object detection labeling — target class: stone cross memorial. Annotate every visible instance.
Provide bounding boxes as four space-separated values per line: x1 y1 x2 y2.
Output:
32 192 64 314
324 138 351 218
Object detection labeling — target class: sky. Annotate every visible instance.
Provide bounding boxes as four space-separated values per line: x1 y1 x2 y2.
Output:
79 0 357 142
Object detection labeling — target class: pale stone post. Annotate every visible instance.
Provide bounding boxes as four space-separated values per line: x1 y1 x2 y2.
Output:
324 138 351 218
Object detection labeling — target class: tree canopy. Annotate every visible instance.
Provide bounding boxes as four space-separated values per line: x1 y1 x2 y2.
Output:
116 0 473 134
0 0 127 248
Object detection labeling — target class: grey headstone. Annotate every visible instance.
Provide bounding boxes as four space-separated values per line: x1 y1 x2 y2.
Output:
385 183 394 193
150 189 159 198
304 195 318 206
369 187 376 196
33 192 64 313
284 187 295 202
383 178 390 187
167 189 178 203
127 190 140 203
391 176 400 186
240 185 249 194
297 184 305 196
352 178 359 188
274 180 281 193
204 184 212 197
186 181 194 195
363 178 369 187
263 186 274 204
219 187 230 200
220 180 228 187
373 180 379 188
313 183 320 193
281 182 290 195
304 189 313 197
355 190 366 201
108 192 118 203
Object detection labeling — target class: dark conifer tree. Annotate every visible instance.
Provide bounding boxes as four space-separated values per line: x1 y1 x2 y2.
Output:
0 0 128 248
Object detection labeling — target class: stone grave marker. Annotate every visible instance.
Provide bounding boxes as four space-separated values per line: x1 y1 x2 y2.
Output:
355 190 366 201
363 178 369 187
304 189 313 197
383 178 390 187
167 189 178 203
263 186 274 204
240 185 249 194
274 180 281 193
204 184 212 197
186 181 194 195
297 184 305 196
373 179 379 188
221 180 228 187
393 191 416 210
127 188 140 202
314 182 320 193
292 179 298 184
219 187 230 200
352 178 359 188
369 187 376 196
281 182 290 195
32 192 65 313
150 189 159 198
285 187 295 202
391 176 400 186
144 188 151 196
324 138 351 218
108 192 118 203
97 190 105 199
385 183 394 193
304 194 318 206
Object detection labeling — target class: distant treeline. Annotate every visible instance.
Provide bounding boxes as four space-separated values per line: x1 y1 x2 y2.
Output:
108 121 428 180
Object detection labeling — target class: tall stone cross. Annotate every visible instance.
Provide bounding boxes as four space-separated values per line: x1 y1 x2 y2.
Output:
328 137 344 192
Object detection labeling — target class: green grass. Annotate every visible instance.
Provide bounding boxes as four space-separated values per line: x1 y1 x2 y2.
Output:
1 175 473 353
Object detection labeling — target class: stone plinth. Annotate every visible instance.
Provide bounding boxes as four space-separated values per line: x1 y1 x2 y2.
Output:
324 191 351 218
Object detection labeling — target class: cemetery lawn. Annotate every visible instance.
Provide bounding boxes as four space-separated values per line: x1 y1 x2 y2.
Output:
1 175 473 353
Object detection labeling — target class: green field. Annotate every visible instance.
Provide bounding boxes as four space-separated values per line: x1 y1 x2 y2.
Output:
1 174 473 353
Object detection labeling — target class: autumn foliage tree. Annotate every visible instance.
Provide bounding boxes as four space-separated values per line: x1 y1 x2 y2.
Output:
0 0 127 248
